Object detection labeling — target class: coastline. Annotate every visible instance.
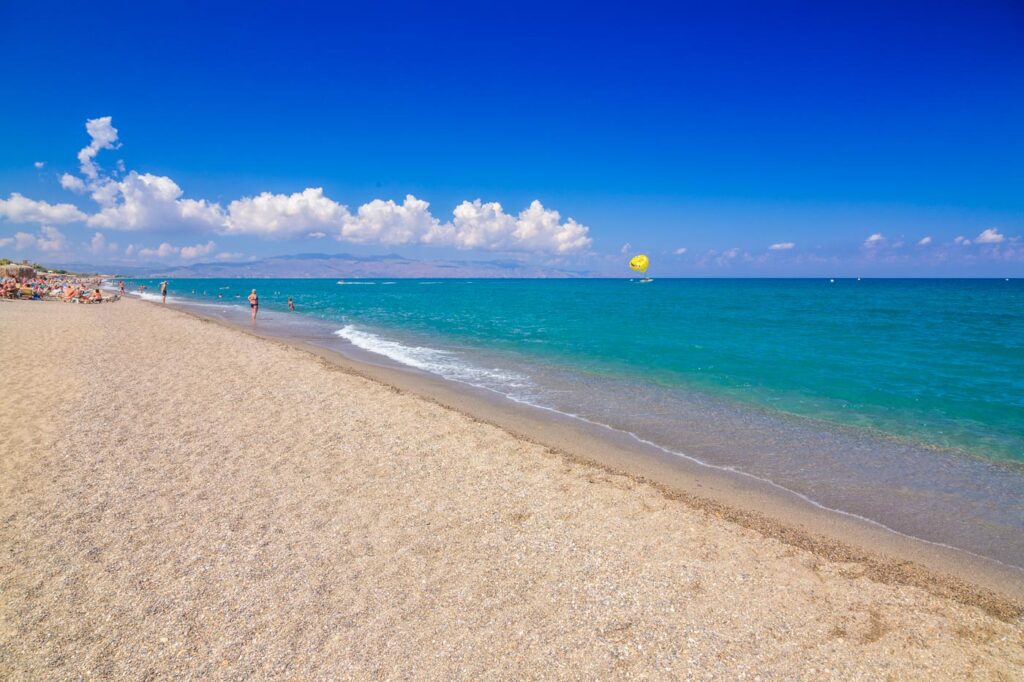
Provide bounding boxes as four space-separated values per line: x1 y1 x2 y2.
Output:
3 297 1022 678
159 295 1024 611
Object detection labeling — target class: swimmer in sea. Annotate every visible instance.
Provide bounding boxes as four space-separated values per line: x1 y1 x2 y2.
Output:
288 297 295 312
248 289 259 321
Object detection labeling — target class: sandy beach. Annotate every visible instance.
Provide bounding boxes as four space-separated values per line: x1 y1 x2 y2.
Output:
1 298 1021 679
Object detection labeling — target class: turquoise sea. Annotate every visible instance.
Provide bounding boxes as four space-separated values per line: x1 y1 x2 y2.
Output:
124 278 1024 568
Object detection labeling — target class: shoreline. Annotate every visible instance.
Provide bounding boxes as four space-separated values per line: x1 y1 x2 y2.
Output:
149 295 1024 615
5 297 1024 678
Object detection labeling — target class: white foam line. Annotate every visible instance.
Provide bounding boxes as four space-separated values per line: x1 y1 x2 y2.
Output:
336 326 1024 575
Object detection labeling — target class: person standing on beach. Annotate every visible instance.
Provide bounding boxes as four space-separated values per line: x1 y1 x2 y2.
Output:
288 297 295 312
248 289 259 321
118 280 125 296
160 281 168 303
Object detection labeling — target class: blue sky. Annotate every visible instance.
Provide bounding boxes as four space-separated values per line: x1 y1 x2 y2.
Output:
1 1 1022 275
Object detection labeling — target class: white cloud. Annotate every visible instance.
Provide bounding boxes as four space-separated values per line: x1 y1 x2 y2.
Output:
620 242 632 254
976 228 1004 244
224 189 591 254
12 117 594 256
0 193 87 225
137 242 179 260
13 226 67 252
179 241 217 260
77 116 120 180
673 247 687 255
769 242 795 250
34 161 44 169
448 199 591 253
133 238 217 260
864 233 885 247
344 195 447 245
135 240 217 261
215 251 244 261
918 236 932 246
702 247 743 267
224 187 347 237
954 236 972 246
87 172 224 231
89 232 118 255
0 237 12 247
60 173 86 193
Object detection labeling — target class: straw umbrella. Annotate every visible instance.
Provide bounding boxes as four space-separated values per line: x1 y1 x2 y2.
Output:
0 264 36 279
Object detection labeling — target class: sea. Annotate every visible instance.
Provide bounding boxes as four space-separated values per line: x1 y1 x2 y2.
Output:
121 277 1024 570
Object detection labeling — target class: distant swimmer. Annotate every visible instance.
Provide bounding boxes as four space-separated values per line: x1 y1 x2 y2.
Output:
248 289 259 321
160 280 168 303
288 296 295 312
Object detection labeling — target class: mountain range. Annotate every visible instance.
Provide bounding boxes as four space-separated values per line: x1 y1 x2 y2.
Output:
99 253 589 278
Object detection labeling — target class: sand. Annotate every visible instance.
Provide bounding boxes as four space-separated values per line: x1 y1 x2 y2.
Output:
1 298 1021 680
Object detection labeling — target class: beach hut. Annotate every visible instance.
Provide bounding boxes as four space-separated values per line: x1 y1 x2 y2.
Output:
1 263 36 280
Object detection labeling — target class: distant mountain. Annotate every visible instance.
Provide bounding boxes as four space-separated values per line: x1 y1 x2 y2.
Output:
139 253 589 278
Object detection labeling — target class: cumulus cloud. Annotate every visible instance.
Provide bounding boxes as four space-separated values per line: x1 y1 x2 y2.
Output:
918 236 932 246
448 200 590 253
89 232 118 255
769 242 795 250
863 233 885 247
179 241 217 259
60 173 86 193
673 247 687 255
135 240 217 261
87 172 225 231
137 242 179 260
976 228 1004 244
13 226 67 252
34 161 44 169
954 236 971 246
345 195 448 245
225 187 347 237
77 116 120 180
11 117 594 256
224 190 591 254
0 193 87 225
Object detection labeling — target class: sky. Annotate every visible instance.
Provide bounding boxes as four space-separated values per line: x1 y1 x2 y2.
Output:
1 0 1022 276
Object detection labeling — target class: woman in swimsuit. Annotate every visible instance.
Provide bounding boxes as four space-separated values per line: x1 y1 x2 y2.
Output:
248 289 259 321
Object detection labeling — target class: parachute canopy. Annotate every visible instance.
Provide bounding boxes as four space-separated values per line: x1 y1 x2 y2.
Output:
628 254 649 274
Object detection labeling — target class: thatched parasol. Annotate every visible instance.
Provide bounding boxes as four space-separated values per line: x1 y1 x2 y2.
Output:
1 264 36 279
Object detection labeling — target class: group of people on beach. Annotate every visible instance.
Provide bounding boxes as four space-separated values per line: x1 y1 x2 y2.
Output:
1 274 115 304
115 279 298 322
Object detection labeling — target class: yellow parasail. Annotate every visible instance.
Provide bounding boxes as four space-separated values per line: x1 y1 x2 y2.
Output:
628 254 649 274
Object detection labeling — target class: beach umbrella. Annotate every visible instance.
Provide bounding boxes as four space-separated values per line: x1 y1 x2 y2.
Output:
1 264 36 279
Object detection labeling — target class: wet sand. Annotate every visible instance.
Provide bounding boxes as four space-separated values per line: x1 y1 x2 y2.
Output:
1 298 1021 679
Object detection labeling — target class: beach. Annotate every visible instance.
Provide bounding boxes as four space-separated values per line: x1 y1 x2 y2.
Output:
1 298 1022 679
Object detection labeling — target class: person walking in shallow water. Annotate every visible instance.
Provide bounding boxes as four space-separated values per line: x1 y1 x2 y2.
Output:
288 296 295 312
248 289 259 321
160 281 168 303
